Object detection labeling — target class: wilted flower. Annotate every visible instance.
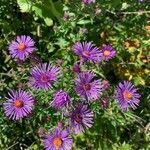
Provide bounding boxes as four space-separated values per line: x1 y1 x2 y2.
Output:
75 72 103 101
29 63 59 90
95 7 102 15
56 59 63 66
115 81 141 111
43 127 73 150
69 104 94 134
9 35 35 60
99 44 116 61
30 53 41 65
145 25 150 32
100 98 109 109
57 122 64 128
79 28 88 34
82 0 96 4
124 39 140 50
51 90 70 110
4 90 35 120
64 11 70 21
37 127 46 138
102 80 110 90
72 41 102 63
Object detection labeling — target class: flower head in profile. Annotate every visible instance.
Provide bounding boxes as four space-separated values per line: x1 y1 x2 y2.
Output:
75 72 103 101
51 90 70 110
72 42 102 63
115 81 141 111
29 63 59 90
9 35 35 60
99 44 116 61
72 63 81 73
82 0 96 4
3 90 35 120
43 127 73 150
69 104 94 134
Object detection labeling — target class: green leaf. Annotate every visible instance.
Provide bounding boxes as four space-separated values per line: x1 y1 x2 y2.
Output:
44 18 53 26
111 0 122 9
77 20 91 25
32 5 43 18
17 0 31 12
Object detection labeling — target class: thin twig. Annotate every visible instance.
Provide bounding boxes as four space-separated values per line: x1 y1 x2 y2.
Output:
107 10 150 15
6 142 19 150
120 10 150 15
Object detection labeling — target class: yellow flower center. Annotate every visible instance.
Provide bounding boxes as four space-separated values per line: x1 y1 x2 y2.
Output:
14 100 24 108
53 137 62 148
123 90 133 101
103 50 110 56
18 43 26 51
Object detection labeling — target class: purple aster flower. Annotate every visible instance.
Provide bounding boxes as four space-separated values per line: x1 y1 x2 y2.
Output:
29 63 59 90
115 81 141 111
9 35 35 61
69 104 94 134
72 63 81 73
72 42 103 63
75 72 104 102
82 0 96 4
51 90 70 110
3 90 35 120
43 127 73 150
99 44 116 61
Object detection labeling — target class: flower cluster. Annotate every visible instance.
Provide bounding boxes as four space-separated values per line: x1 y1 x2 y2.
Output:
72 42 117 63
3 33 141 150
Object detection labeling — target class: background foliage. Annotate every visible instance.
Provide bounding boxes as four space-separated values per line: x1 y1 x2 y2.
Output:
0 0 149 149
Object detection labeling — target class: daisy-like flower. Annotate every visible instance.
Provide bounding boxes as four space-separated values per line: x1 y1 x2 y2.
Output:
82 0 96 4
69 104 94 134
29 63 59 90
3 90 35 120
115 81 141 111
51 90 70 110
9 35 35 61
72 42 102 63
75 72 104 101
43 127 73 150
99 44 116 61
